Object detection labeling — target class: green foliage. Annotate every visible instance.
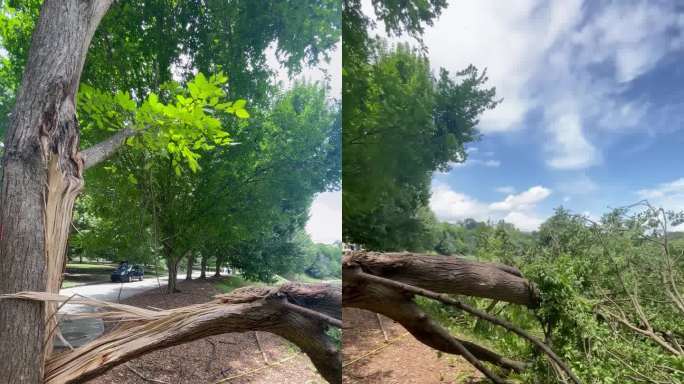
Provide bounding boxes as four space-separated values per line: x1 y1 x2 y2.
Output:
426 207 684 383
78 72 247 174
343 40 498 250
0 0 39 135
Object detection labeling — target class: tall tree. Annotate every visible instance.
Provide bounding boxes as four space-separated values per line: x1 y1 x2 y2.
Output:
343 42 498 250
0 0 340 381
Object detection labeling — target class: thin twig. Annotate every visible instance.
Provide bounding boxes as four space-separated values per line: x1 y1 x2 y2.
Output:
343 333 409 367
125 363 169 384
254 331 269 364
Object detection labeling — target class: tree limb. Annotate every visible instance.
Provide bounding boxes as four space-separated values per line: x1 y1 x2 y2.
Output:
351 266 581 384
344 251 540 307
2 283 342 384
81 128 136 169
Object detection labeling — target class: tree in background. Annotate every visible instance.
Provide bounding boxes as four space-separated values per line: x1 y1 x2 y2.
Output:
342 0 497 250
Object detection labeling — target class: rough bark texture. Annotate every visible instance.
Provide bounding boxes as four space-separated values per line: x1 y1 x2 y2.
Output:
2 283 343 384
166 257 180 294
0 1 113 382
342 251 541 377
346 251 539 307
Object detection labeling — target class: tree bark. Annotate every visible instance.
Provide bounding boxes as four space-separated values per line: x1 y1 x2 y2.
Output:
214 257 222 277
185 253 193 281
0 1 113 382
199 254 207 279
166 257 180 294
345 251 539 307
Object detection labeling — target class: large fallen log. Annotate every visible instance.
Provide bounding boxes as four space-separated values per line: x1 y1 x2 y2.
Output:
345 251 539 307
1 282 341 384
343 251 579 383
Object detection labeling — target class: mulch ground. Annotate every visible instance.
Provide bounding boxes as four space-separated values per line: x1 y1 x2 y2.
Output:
342 308 484 384
85 277 326 384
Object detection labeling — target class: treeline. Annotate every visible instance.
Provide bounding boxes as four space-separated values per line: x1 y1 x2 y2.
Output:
0 1 342 291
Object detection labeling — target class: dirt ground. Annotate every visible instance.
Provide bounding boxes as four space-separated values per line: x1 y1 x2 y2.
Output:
342 308 484 384
85 277 326 384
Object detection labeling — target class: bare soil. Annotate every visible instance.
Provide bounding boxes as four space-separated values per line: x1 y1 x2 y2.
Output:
85 277 326 384
342 308 483 384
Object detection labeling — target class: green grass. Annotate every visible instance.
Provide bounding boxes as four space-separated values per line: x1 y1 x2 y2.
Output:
60 280 80 289
66 263 116 274
213 276 265 293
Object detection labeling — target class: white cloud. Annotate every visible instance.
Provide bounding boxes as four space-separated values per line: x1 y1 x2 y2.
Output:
545 110 601 170
306 191 341 244
441 157 501 172
489 186 552 211
430 183 491 222
496 186 516 194
637 178 684 211
483 159 501 167
417 0 683 169
431 182 551 231
503 211 544 232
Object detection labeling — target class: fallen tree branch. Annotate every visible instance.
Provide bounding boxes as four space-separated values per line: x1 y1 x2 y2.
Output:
342 251 580 383
345 251 540 307
344 269 526 372
352 267 581 384
1 283 341 384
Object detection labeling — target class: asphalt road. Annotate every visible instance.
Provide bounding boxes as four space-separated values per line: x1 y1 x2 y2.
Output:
56 271 201 348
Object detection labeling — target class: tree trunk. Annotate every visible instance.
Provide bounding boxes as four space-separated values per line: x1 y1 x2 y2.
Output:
199 254 207 279
166 257 180 294
214 257 221 277
185 253 193 281
0 1 113 382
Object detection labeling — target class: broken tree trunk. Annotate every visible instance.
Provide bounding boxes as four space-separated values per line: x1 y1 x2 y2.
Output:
3 282 342 384
343 251 573 381
0 1 116 382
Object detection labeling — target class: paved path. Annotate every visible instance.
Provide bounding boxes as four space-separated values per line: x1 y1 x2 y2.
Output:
56 272 201 348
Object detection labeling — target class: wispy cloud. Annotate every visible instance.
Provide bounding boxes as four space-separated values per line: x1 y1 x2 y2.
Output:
421 0 684 170
637 178 684 211
496 186 516 194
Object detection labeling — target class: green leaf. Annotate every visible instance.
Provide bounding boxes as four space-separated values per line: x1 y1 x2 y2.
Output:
235 108 250 119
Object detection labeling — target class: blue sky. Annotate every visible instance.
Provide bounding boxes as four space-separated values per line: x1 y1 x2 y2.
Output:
413 0 684 231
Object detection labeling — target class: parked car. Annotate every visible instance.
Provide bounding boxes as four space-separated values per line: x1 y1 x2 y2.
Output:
111 264 144 282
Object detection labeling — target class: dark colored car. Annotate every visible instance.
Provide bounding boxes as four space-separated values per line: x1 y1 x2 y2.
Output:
111 264 144 282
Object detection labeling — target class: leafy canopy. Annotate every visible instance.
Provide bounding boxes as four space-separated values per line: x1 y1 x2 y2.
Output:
78 73 248 174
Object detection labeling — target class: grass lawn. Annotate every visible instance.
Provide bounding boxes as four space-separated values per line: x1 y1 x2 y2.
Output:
213 275 267 293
